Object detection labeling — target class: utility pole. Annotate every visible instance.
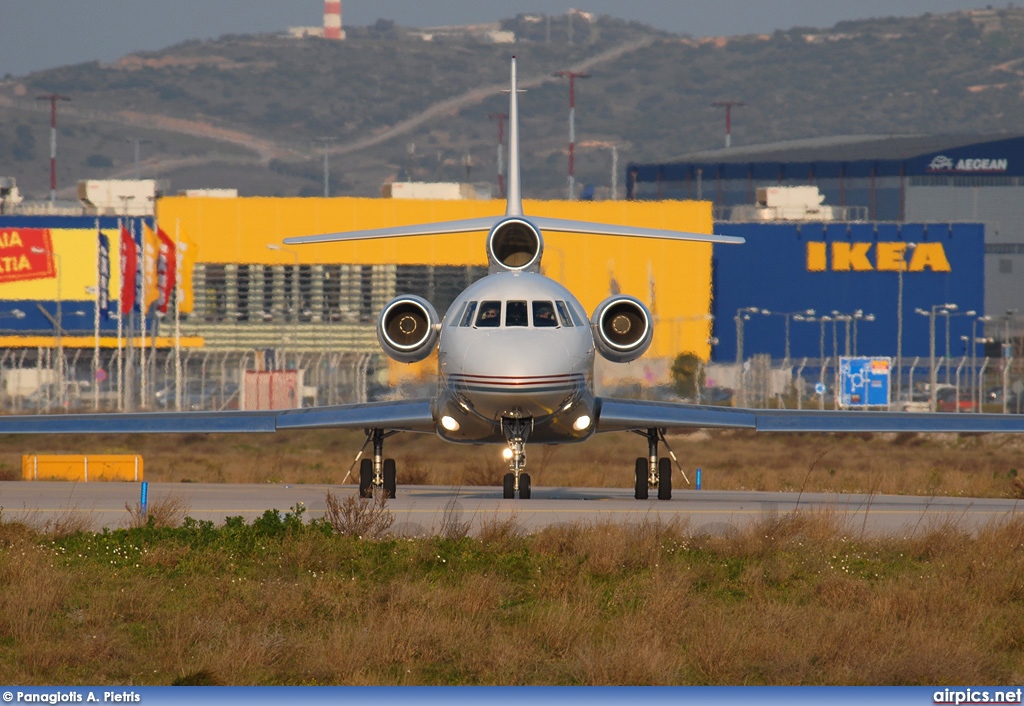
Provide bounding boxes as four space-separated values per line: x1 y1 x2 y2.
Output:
712 100 744 149
313 137 337 198
37 93 70 203
487 112 508 198
126 138 151 180
554 70 590 200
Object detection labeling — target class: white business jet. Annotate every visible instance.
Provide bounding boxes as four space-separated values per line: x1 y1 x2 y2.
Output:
7 58 1024 500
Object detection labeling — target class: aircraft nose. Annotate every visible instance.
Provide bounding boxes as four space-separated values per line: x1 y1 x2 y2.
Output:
459 331 573 377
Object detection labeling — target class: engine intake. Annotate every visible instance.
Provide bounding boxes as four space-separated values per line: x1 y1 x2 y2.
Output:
591 295 653 363
487 218 543 272
377 295 440 363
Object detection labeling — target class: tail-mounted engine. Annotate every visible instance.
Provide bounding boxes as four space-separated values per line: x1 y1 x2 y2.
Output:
377 295 441 363
487 217 543 273
591 295 653 363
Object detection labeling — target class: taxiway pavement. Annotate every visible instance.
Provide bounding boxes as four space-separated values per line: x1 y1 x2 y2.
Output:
1 481 1022 536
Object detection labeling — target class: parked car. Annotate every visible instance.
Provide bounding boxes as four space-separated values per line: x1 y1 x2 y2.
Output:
935 386 976 413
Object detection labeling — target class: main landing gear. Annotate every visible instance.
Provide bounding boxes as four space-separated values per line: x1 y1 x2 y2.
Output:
501 417 532 500
632 427 687 501
357 428 399 499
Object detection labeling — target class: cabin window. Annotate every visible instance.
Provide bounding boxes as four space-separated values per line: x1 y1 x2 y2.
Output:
476 301 501 327
533 301 558 327
460 301 478 327
506 300 528 327
555 301 574 327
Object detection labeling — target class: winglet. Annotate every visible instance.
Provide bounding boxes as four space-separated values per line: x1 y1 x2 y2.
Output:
505 57 523 217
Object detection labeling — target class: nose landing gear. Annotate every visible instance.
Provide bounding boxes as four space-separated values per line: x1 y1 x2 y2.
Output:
501 417 533 499
355 428 399 499
632 428 688 500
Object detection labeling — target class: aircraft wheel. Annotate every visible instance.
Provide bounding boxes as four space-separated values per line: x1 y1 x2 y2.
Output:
502 473 515 499
634 458 649 500
383 458 397 499
657 457 672 501
359 459 373 499
519 473 531 499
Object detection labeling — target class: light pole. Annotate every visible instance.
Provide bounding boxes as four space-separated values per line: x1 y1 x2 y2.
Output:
761 308 815 366
916 303 957 411
895 242 916 401
944 309 976 384
267 244 299 367
734 306 758 406
972 315 992 408
31 246 63 407
851 310 875 356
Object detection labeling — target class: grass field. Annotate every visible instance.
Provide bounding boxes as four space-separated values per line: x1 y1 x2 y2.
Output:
4 429 1024 685
3 505 1024 685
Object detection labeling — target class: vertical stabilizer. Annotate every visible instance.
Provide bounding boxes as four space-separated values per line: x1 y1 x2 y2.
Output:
505 57 523 217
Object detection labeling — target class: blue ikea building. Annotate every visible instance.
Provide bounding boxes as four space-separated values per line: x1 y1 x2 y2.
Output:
629 133 1024 363
708 222 984 364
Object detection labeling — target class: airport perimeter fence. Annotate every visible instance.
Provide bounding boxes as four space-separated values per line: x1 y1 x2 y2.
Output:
3 346 1022 416
715 354 1024 413
0 348 390 414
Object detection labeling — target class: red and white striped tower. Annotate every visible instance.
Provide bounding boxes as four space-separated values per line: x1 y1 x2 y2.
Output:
323 1 343 40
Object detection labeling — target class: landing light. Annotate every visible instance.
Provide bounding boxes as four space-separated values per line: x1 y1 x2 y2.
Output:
502 448 513 460
441 415 460 432
573 415 592 431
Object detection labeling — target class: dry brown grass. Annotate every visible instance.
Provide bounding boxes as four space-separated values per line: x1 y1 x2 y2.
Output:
5 427 1022 498
323 490 394 538
124 493 190 529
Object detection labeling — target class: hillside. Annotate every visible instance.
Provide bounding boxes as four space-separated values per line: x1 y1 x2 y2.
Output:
1 8 1024 201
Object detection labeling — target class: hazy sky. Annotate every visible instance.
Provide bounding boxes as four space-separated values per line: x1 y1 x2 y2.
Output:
0 0 992 77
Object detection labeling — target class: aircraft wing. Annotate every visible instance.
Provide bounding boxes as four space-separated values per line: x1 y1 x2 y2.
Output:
0 400 436 435
595 398 1024 433
527 216 745 245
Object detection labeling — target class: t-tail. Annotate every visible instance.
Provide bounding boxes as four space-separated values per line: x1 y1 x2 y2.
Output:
283 57 745 263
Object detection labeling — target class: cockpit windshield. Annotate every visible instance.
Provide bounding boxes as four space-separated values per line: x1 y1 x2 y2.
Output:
476 301 501 327
506 301 528 327
460 299 577 328
533 301 557 327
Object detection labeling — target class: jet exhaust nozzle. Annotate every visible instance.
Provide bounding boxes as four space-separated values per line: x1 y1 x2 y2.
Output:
591 295 653 363
487 218 543 273
377 295 441 363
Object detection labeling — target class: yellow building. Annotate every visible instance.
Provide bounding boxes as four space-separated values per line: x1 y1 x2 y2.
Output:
156 196 716 364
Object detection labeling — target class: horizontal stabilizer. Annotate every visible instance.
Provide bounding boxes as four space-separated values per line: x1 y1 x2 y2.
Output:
529 216 744 244
283 217 502 246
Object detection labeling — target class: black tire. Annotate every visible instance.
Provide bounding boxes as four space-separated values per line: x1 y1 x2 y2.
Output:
520 473 531 499
383 458 397 499
359 458 373 499
634 458 649 500
503 472 515 499
657 457 672 501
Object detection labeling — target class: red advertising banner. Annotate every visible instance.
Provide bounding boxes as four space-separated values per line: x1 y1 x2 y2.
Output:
0 228 56 284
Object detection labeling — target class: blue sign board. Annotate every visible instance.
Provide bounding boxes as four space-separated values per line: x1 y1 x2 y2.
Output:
839 356 891 408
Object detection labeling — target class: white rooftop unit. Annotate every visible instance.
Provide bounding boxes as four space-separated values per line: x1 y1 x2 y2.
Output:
729 185 843 221
77 179 157 216
382 182 492 200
